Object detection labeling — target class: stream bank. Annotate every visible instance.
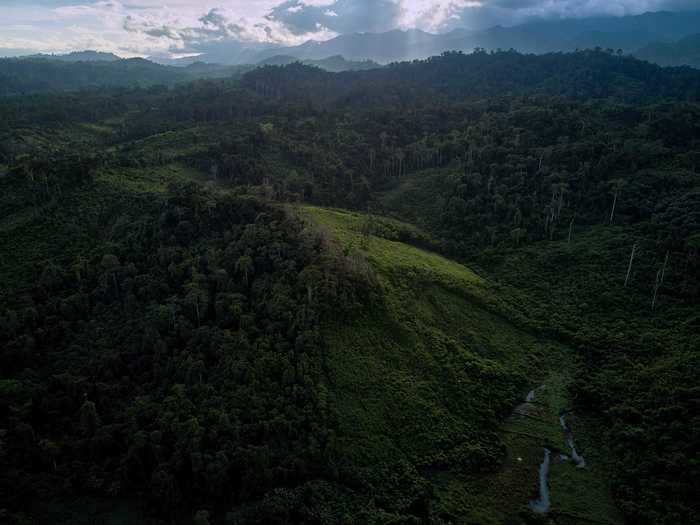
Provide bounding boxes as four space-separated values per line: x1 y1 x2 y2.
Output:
456 364 622 525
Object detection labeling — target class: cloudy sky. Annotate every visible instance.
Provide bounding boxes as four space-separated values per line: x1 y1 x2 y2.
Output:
0 0 697 58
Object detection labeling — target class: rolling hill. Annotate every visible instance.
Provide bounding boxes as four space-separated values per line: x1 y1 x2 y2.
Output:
0 49 698 524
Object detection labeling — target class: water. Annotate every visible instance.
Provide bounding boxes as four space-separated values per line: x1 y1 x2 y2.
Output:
516 385 542 414
560 413 586 468
529 448 551 514
525 384 545 403
523 392 587 516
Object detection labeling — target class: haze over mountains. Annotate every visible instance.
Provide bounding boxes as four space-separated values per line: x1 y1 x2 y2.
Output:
25 51 122 63
154 10 700 67
3 10 700 97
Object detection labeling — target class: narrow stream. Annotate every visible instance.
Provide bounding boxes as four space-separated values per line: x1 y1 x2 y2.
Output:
529 448 551 514
560 412 586 468
522 386 552 514
523 386 586 515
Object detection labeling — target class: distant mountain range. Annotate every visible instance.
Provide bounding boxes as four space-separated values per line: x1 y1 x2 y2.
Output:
0 53 378 96
0 57 255 96
146 10 700 66
27 51 123 62
4 10 700 95
7 11 700 71
636 33 700 68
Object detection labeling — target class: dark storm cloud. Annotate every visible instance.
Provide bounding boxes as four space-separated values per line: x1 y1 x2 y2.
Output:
266 0 404 35
436 0 700 32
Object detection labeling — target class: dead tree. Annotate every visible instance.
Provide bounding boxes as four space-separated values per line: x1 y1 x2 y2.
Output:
652 252 670 311
652 269 662 311
625 243 638 287
609 190 618 224
568 216 575 244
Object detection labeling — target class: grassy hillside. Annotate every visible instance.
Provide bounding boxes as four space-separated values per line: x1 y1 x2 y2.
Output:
377 164 699 524
0 156 624 523
299 206 621 524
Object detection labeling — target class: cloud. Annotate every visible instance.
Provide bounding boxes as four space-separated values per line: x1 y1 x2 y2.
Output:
121 4 340 53
408 0 700 32
1 0 699 58
266 0 404 35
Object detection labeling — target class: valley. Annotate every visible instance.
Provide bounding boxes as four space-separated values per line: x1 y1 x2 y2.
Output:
1 47 698 524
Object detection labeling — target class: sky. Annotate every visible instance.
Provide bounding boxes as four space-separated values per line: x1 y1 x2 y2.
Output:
0 0 697 58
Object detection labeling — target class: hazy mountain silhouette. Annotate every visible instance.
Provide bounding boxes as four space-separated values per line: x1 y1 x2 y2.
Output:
635 33 700 68
28 50 122 62
258 54 381 72
182 11 700 66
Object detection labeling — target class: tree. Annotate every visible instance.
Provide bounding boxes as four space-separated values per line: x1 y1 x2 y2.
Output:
608 179 626 224
79 399 100 437
193 510 210 525
235 255 255 286
625 243 638 287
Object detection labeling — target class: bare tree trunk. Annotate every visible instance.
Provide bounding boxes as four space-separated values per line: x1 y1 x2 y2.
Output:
652 269 662 311
625 243 637 287
557 189 564 219
652 252 670 311
568 217 575 244
609 191 618 224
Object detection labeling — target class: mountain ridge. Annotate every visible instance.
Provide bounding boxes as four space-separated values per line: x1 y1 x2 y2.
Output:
156 10 700 66
7 11 700 69
26 50 123 62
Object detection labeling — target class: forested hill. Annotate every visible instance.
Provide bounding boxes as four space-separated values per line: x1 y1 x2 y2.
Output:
5 49 700 99
1 47 699 525
243 49 700 103
0 58 249 96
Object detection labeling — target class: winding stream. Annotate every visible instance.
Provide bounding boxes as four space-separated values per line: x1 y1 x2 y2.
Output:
522 386 586 515
560 412 586 468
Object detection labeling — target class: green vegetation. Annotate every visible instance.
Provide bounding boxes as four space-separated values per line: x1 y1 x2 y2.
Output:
299 206 624 524
1 50 698 524
0 57 252 96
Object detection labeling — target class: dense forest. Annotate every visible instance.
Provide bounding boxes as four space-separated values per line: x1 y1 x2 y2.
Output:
0 58 252 96
1 49 698 524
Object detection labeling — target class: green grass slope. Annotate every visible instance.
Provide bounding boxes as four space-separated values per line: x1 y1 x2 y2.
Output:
376 162 699 524
299 206 621 524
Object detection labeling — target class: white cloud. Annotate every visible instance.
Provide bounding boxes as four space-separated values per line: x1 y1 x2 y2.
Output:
0 0 698 57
